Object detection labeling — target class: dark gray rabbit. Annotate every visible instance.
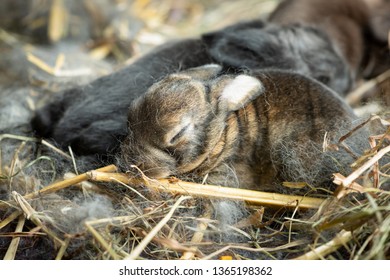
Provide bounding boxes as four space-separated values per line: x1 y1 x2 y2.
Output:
203 24 352 94
120 65 365 191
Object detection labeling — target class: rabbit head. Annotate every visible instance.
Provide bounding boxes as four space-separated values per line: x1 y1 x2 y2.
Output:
120 64 263 178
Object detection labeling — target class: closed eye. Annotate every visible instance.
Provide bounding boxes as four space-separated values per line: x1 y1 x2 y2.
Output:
169 124 189 145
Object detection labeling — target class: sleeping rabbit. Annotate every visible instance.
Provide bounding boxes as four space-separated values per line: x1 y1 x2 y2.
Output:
120 64 365 191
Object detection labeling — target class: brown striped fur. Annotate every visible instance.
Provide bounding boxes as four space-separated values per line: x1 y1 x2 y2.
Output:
120 65 364 191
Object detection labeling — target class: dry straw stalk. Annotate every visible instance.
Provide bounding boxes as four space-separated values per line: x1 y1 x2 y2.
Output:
0 165 117 210
87 171 326 209
294 230 353 260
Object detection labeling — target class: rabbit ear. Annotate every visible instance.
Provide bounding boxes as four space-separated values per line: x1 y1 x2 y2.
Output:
178 64 222 81
219 75 264 111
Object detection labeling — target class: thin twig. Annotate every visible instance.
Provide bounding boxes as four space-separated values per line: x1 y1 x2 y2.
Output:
341 145 390 188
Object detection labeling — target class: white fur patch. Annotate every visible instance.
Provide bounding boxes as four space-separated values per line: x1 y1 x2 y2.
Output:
220 75 263 111
202 64 222 69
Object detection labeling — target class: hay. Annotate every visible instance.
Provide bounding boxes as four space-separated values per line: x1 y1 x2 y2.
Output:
0 0 389 260
0 125 389 259
86 170 326 209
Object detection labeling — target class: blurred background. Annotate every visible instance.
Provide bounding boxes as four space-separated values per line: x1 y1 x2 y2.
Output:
0 0 278 82
0 0 279 120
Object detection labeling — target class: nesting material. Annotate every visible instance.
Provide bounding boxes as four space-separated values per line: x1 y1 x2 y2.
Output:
86 171 326 210
0 119 389 259
0 0 389 260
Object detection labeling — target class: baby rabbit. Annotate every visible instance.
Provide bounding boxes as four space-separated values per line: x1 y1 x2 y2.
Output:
120 64 363 191
203 24 352 95
268 0 390 79
269 0 369 73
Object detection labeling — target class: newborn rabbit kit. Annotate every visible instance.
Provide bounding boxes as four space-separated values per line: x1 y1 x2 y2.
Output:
120 65 364 192
1 0 389 260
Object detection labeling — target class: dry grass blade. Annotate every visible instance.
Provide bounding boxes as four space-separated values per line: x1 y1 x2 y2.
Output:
148 235 199 256
0 134 40 143
0 164 117 209
48 0 68 42
89 43 113 60
55 238 70 260
125 196 192 260
3 215 25 260
87 171 326 209
333 173 367 199
63 172 101 192
41 139 72 160
346 69 390 105
12 191 65 248
363 214 390 260
0 135 40 174
54 53 65 72
85 221 121 260
84 215 138 227
0 211 22 230
234 207 265 229
293 230 352 260
340 145 390 188
181 203 213 260
201 240 305 260
26 52 56 75
1 0 388 261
